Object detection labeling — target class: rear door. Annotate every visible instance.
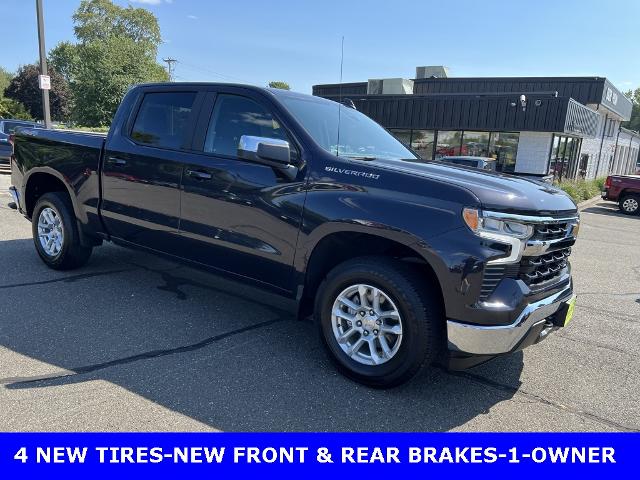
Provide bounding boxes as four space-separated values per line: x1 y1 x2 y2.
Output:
101 87 204 254
178 87 307 293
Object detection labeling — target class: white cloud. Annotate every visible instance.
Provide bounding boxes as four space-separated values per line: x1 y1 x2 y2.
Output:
187 14 198 20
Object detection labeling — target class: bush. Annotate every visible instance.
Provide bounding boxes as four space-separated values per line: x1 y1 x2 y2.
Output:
557 178 604 203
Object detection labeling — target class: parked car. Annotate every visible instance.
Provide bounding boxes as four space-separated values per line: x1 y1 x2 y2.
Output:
0 119 42 167
441 155 497 171
602 174 640 215
9 83 579 387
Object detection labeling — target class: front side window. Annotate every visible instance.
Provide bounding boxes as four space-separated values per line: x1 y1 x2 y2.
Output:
131 92 197 150
277 95 415 161
204 94 288 157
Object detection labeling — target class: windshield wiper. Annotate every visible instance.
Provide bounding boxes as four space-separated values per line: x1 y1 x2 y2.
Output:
340 154 377 161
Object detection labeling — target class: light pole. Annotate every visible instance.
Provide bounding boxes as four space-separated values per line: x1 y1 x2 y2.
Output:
36 0 51 128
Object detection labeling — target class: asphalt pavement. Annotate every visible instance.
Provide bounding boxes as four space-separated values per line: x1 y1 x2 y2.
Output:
0 173 638 431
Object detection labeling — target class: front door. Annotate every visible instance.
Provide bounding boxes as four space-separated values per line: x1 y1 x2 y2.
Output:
101 88 202 254
179 88 307 293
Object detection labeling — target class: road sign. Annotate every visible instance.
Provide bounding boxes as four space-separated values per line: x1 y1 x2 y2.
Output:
38 74 51 90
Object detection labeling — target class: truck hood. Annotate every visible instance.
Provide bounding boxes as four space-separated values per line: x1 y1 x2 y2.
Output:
373 158 577 214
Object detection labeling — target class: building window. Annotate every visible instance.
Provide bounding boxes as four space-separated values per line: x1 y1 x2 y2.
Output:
435 131 463 158
461 131 490 157
548 134 581 181
411 130 435 160
488 132 519 173
389 129 412 149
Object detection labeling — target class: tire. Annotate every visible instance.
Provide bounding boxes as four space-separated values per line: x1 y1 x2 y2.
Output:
315 256 442 388
619 194 640 215
32 192 93 270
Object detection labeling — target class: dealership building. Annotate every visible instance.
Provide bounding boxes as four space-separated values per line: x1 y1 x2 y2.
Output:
313 67 640 180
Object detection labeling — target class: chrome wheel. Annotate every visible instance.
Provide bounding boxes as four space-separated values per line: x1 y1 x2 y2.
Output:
331 284 403 366
37 207 64 257
622 197 639 213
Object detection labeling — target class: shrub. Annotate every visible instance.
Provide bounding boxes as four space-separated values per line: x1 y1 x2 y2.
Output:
557 178 605 203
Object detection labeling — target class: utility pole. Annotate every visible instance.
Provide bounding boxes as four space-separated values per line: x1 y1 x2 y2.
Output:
163 58 177 82
36 0 51 128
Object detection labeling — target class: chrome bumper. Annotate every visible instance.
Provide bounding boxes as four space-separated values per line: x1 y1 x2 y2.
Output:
447 285 574 355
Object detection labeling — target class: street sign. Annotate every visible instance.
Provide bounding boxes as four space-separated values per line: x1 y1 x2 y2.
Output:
38 74 51 90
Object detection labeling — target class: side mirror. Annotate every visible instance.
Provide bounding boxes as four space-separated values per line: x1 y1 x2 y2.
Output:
238 135 291 166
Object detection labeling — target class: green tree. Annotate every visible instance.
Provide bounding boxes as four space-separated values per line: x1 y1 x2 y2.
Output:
48 0 168 126
623 88 640 132
0 97 32 120
268 81 290 90
4 64 72 121
0 66 13 96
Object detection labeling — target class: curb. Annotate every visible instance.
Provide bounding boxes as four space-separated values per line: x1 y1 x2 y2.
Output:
577 195 603 211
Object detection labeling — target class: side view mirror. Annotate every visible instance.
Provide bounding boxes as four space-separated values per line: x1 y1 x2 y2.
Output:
238 135 291 166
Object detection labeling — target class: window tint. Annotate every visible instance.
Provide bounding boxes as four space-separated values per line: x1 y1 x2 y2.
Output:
204 94 288 157
131 92 197 150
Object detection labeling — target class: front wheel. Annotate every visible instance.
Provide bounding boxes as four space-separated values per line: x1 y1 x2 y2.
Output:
315 257 442 388
32 192 93 270
619 194 640 215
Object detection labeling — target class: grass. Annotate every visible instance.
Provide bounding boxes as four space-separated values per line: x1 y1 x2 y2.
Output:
557 177 605 203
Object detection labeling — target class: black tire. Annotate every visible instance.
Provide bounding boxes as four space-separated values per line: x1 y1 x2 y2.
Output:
619 194 640 215
315 256 443 388
32 192 93 270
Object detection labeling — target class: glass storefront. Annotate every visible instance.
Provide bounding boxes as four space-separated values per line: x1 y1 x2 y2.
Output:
488 132 519 173
389 129 411 148
411 130 435 160
387 129 520 170
435 131 463 158
461 131 490 157
548 134 581 181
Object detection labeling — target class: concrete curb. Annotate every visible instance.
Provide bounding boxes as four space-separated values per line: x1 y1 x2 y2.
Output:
577 195 603 211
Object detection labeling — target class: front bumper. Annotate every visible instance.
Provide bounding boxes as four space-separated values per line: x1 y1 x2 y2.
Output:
9 185 22 212
446 283 574 356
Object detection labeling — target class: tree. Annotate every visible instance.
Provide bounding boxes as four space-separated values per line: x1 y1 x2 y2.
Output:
623 88 640 132
0 66 13 96
0 97 32 120
268 81 290 90
4 64 72 121
48 0 168 126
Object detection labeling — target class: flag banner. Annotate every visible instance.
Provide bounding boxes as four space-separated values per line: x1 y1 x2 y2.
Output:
0 432 636 477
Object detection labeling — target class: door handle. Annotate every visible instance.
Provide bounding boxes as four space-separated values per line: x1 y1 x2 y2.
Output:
186 169 212 180
107 156 127 166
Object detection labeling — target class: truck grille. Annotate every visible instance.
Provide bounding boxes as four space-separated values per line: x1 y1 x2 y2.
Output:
519 247 571 287
531 222 572 241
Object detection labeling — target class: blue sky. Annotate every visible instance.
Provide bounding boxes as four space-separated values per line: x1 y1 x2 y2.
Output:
4 0 640 94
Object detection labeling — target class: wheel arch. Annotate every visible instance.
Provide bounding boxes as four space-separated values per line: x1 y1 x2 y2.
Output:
296 225 447 319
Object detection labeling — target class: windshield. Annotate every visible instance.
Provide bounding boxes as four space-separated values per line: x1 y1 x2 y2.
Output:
278 95 416 161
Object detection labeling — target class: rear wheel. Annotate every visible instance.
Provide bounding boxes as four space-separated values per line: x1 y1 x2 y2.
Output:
315 257 442 388
32 192 93 270
619 194 640 215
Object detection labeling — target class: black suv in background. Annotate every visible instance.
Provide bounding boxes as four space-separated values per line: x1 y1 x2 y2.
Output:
0 119 41 168
10 84 579 387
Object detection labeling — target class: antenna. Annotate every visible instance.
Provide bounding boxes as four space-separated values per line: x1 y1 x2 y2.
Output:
163 57 177 82
336 36 344 157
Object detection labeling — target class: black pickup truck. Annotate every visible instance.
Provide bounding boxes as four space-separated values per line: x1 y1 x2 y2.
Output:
9 83 579 387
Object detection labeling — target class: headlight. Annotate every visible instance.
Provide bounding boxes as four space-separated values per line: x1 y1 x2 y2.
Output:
462 208 534 264
463 208 534 239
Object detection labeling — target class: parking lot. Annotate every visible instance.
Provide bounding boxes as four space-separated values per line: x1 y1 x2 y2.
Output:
0 173 638 432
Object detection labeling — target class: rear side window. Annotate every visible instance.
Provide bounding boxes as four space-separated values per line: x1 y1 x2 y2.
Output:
204 94 288 157
131 92 197 150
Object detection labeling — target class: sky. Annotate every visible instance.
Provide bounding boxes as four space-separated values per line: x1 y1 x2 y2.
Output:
3 0 640 94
